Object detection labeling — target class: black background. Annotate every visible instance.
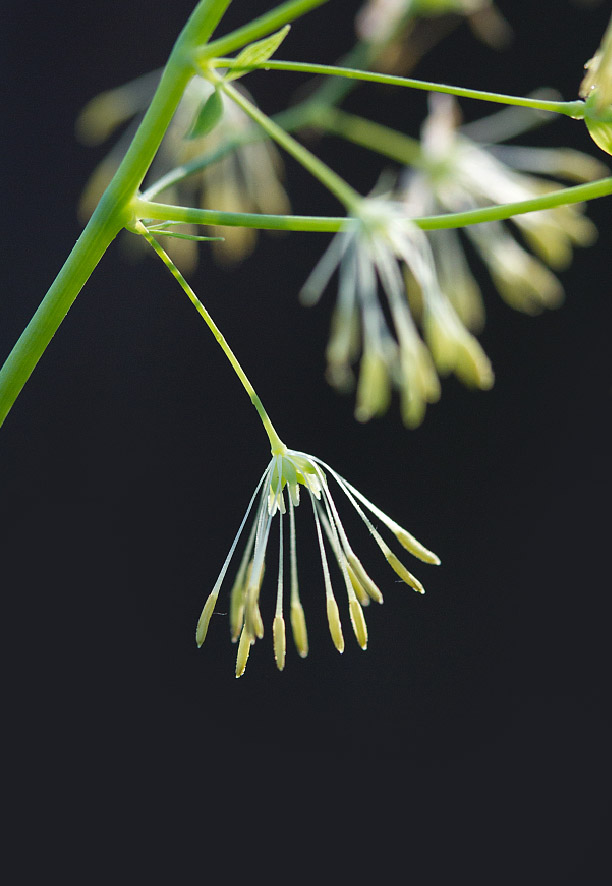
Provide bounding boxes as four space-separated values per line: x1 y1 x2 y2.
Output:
1 1 610 880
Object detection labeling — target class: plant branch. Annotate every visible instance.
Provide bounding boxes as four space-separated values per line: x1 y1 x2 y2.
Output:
212 58 587 117
135 177 612 234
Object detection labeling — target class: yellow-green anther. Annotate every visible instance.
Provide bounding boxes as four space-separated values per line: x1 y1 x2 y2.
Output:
195 588 219 647
273 615 286 671
290 601 309 658
326 598 345 653
395 528 441 565
235 625 252 678
349 599 368 650
386 551 425 594
347 562 370 607
347 553 384 604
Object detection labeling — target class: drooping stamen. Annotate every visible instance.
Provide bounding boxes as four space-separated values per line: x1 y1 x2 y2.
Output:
310 490 344 653
288 498 308 658
273 512 286 671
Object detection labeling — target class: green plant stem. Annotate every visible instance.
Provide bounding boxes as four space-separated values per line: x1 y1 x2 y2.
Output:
0 0 234 428
214 76 361 210
137 223 285 453
135 177 612 234
195 0 330 61
213 58 587 118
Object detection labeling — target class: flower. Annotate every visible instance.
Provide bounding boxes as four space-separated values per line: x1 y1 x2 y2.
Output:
355 0 511 52
580 14 612 156
580 13 612 115
400 94 602 319
302 194 493 428
76 72 289 269
196 446 439 677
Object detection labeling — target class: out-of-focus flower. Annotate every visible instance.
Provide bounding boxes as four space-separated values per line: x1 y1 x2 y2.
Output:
302 195 493 428
355 0 511 54
401 94 602 319
580 13 612 113
196 446 439 676
580 14 612 155
76 72 289 269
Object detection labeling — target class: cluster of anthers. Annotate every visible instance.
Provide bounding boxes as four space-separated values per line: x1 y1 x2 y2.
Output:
196 445 439 677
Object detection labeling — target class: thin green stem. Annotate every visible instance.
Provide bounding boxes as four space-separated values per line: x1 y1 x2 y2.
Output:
213 58 587 118
135 177 612 234
136 222 285 454
215 76 361 210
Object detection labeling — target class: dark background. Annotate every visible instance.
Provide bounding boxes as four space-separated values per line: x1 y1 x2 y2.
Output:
1 0 610 880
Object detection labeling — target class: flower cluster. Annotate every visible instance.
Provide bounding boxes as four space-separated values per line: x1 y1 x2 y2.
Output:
401 95 601 322
355 0 511 52
302 195 494 428
76 72 289 269
196 446 439 677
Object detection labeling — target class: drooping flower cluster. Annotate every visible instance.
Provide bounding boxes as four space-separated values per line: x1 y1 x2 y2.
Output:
355 0 511 53
76 72 289 269
400 95 602 322
302 195 494 428
196 446 439 677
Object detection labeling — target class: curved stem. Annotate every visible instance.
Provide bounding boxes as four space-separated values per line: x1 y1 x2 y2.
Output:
136 223 285 453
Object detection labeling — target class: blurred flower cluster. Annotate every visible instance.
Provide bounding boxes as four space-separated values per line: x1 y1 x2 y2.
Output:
303 93 605 426
77 72 289 270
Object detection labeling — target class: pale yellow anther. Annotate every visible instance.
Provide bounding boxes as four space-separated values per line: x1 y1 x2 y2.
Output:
349 599 368 650
347 553 384 604
395 528 441 565
235 625 252 678
347 563 370 607
290 601 308 658
273 615 286 671
326 598 345 653
386 551 425 593
230 578 246 642
195 588 219 647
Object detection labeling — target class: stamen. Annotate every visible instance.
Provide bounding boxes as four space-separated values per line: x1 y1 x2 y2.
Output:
289 499 308 658
310 491 344 653
273 512 286 671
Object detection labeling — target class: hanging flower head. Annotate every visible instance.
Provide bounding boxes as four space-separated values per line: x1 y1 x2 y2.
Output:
302 194 493 428
196 445 439 677
401 94 602 322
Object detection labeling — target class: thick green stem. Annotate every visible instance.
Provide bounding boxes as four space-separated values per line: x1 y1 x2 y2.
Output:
0 208 124 427
0 0 232 428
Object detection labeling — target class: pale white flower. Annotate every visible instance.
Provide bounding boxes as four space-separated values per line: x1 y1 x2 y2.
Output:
302 195 492 427
196 446 439 677
401 94 601 320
